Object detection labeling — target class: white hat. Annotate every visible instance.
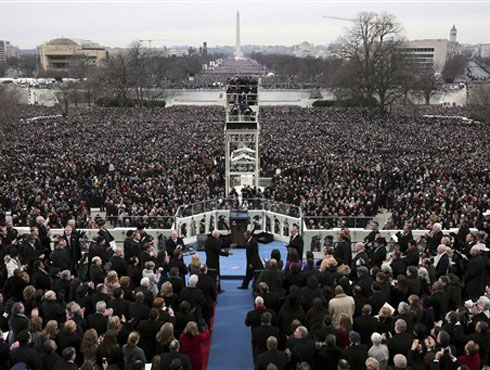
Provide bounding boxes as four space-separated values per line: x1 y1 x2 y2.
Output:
483 209 490 217
472 243 490 253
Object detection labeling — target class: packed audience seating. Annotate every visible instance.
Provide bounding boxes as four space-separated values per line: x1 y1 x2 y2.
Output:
0 221 218 370
163 76 325 89
204 59 267 77
0 103 490 370
1 106 488 231
249 221 490 370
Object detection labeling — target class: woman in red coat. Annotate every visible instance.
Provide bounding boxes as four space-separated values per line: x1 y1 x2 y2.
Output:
179 321 210 370
458 340 480 370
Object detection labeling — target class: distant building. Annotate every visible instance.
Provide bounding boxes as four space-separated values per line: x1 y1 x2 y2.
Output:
38 38 108 72
202 42 208 57
294 41 314 58
164 47 188 57
479 44 490 58
292 41 331 59
450 25 457 43
400 26 461 73
0 41 20 62
0 40 6 65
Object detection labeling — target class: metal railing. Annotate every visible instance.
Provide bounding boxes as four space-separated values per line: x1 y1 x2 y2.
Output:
105 215 175 229
175 198 302 218
304 216 373 230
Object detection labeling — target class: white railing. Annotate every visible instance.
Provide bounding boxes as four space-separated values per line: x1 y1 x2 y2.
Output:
12 199 471 257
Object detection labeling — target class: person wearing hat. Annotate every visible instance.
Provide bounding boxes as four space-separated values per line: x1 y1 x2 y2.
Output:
356 267 373 297
464 243 488 300
96 218 115 246
341 331 369 370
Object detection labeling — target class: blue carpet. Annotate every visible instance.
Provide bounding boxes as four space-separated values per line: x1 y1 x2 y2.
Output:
207 279 254 370
184 241 287 277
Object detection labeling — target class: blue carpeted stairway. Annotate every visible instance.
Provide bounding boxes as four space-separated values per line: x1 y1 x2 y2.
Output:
207 279 254 370
202 241 286 369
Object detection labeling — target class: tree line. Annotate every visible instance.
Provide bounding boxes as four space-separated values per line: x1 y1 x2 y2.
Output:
52 43 222 113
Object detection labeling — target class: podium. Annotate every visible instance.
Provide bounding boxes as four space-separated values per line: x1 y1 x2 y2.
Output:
230 210 249 246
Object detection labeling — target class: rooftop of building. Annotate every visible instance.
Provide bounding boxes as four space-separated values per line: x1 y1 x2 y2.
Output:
44 38 102 47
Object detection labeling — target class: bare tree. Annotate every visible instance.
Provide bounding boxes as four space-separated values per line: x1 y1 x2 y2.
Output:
127 42 148 108
83 67 105 106
0 85 22 132
127 43 169 107
469 83 490 123
412 66 443 105
71 55 91 80
103 52 132 106
442 55 467 83
334 12 406 114
331 59 366 104
55 81 81 116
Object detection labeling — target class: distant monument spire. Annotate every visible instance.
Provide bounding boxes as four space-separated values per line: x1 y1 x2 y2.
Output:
234 11 244 58
450 25 457 43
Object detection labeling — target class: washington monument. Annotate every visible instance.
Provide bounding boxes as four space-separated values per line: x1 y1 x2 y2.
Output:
234 10 243 58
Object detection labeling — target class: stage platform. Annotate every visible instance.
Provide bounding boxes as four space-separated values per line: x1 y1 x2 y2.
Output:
183 240 287 277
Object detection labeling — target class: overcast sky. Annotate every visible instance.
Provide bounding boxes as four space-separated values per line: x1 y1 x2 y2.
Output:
2 0 490 49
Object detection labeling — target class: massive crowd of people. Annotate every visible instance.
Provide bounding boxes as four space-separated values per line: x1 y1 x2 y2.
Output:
2 105 488 231
1 106 226 229
0 208 488 370
0 218 221 370
260 106 490 230
0 98 490 369
247 220 490 370
163 76 325 90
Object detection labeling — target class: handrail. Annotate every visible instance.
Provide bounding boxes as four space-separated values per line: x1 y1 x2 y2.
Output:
304 216 373 230
175 198 303 219
105 215 175 229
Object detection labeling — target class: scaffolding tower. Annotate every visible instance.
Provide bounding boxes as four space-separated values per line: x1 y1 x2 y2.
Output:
224 77 260 196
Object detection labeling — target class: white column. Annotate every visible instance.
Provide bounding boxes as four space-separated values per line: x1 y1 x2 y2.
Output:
234 11 243 58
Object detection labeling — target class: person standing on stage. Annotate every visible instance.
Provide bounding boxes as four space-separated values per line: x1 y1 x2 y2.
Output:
287 226 304 261
166 230 185 257
238 231 264 290
205 230 233 293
